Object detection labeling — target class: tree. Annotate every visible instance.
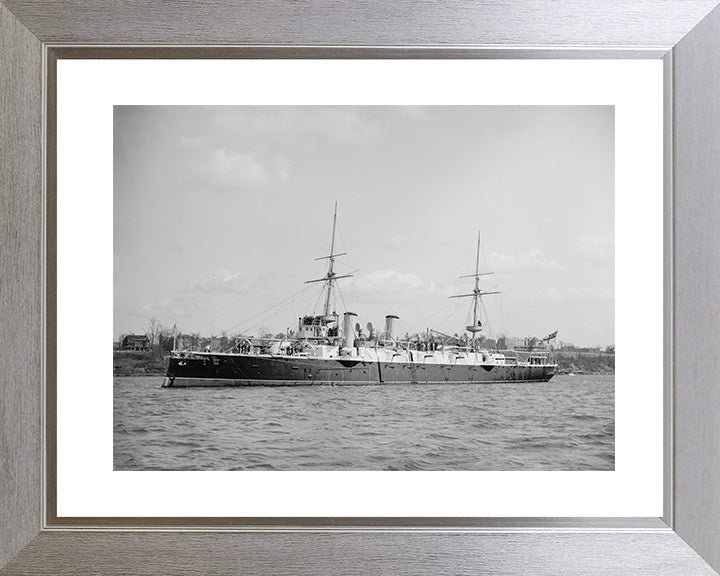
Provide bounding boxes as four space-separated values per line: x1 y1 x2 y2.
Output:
159 327 176 352
146 318 162 347
257 326 273 339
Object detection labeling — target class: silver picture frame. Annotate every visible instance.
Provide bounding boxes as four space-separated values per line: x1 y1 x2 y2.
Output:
2 1 720 574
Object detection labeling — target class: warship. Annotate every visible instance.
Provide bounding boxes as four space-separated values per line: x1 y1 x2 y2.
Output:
163 205 557 387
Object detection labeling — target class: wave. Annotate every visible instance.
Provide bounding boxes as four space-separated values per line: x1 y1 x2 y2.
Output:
114 375 616 471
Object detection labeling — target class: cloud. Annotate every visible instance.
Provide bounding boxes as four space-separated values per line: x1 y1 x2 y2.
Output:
189 270 251 294
210 149 271 187
217 107 384 147
179 135 204 149
545 285 614 304
383 233 408 251
576 233 614 261
398 106 431 121
509 283 613 306
140 294 197 320
487 250 564 273
355 269 437 294
311 108 383 143
183 148 290 192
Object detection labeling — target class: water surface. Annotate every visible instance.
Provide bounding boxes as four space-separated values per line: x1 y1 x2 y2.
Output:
114 375 614 471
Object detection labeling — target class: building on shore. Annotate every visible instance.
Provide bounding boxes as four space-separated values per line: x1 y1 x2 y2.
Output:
121 334 150 351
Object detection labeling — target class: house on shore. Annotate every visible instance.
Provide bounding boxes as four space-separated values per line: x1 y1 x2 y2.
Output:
121 334 150 351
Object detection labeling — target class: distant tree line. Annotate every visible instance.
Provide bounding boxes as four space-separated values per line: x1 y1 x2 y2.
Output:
116 318 614 355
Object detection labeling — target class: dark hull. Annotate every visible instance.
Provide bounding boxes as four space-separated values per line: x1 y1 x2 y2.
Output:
163 353 556 387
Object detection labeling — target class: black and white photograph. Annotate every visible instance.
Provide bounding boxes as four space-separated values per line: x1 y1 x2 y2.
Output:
113 105 614 471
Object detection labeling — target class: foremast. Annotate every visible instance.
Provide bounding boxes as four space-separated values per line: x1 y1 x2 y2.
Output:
304 202 353 319
450 232 501 340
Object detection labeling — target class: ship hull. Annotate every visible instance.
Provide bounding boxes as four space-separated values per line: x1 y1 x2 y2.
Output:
163 353 556 387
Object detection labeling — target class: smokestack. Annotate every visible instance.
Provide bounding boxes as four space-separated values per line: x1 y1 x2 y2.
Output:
384 315 399 340
343 312 358 346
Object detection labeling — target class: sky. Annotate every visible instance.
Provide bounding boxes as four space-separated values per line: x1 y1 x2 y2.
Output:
114 106 614 347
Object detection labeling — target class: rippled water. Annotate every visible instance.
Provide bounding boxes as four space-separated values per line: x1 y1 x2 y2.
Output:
114 375 614 471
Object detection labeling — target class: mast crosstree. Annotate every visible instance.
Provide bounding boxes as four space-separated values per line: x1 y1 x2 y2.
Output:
450 232 501 337
304 202 353 317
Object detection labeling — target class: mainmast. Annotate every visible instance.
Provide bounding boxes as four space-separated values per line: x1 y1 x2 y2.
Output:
450 231 501 338
305 202 353 317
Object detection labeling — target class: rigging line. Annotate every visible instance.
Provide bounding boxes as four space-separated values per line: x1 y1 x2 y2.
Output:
414 299 454 328
305 285 318 317
335 225 365 304
306 283 326 317
337 225 350 258
304 290 317 318
244 288 320 335
298 288 336 327
405 299 444 334
330 274 344 315
407 300 453 334
479 298 493 338
335 282 349 315
328 280 337 314
207 225 329 328
283 285 324 323
334 260 356 271
233 284 314 326
480 236 491 273
501 296 520 337
227 285 315 332
433 305 465 335
476 232 503 337
257 288 319 327
206 279 270 330
221 284 315 334
314 283 327 315
407 239 482 335
244 308 293 336
351 274 373 323
206 266 291 329
440 236 481 297
497 296 510 337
